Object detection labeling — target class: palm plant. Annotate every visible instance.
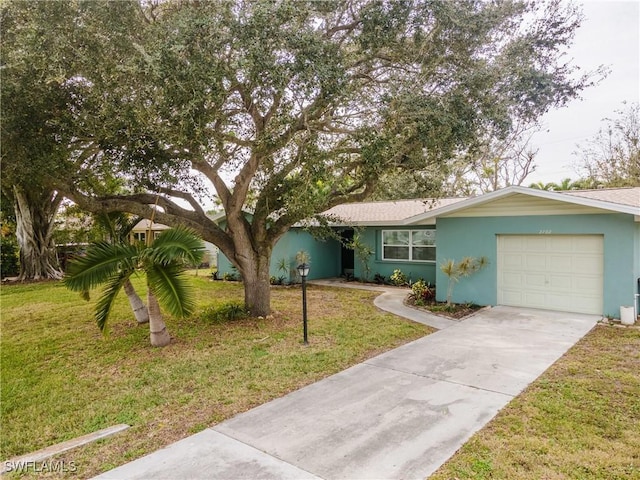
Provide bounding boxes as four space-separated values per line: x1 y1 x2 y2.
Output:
93 212 149 324
440 256 488 306
64 226 205 347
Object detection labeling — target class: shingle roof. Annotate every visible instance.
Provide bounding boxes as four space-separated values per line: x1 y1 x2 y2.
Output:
321 197 467 225
561 187 640 208
132 219 171 231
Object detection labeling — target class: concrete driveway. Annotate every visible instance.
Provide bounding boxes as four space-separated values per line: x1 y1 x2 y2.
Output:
95 306 598 480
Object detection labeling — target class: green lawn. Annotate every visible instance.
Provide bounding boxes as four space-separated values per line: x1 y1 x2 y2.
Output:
3 276 639 479
0 274 431 478
431 324 640 480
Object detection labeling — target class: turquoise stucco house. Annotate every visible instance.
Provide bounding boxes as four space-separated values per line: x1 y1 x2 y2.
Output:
217 186 640 318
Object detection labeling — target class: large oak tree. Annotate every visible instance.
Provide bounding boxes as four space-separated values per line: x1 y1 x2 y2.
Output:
6 0 594 314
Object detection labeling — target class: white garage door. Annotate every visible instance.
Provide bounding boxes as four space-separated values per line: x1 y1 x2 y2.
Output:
497 235 603 315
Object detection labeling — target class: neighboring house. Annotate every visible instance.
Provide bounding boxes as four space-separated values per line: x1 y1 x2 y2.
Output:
216 186 640 318
131 219 171 244
132 220 219 267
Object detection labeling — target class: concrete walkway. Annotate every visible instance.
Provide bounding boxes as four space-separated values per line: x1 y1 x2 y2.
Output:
94 283 599 480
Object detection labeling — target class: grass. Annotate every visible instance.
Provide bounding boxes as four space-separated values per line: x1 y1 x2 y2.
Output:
430 324 640 480
0 274 431 478
4 276 639 479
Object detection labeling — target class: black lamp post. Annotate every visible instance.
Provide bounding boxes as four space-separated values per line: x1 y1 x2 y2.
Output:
297 263 310 345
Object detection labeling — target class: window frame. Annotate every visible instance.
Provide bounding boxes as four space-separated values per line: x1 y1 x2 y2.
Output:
381 229 436 263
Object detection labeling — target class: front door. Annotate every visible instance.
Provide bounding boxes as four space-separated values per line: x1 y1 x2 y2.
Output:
341 229 355 275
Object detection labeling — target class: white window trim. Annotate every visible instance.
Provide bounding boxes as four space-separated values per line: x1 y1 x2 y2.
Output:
381 229 436 263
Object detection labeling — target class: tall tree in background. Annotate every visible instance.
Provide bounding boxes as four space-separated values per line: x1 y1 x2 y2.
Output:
0 1 70 279
373 121 541 198
575 102 640 187
5 0 596 315
0 1 135 280
448 121 541 195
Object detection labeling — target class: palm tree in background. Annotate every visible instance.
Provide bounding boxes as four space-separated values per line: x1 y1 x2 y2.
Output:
529 177 600 191
64 226 205 347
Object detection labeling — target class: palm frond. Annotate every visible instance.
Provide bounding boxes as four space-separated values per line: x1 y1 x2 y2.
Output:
64 242 139 292
149 226 205 266
95 269 133 332
117 215 144 242
93 212 143 244
146 263 196 318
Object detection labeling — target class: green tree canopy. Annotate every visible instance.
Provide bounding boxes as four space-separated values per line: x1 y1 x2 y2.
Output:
5 0 597 315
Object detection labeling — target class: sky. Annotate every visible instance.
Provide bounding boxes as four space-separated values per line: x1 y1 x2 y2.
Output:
526 0 640 185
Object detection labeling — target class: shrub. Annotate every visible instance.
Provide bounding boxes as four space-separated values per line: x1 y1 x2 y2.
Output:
201 301 249 323
373 273 386 285
223 272 238 281
411 279 435 306
0 235 19 278
390 269 408 287
342 271 355 282
348 234 373 282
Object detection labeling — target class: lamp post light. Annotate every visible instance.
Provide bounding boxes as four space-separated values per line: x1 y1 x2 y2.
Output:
297 263 310 345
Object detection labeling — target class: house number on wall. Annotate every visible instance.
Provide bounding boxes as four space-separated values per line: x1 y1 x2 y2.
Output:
538 230 552 234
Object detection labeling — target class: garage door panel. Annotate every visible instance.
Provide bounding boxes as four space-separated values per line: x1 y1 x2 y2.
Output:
503 254 524 268
548 255 572 270
575 236 603 251
524 237 547 251
501 290 524 304
524 255 548 271
575 275 601 292
523 273 546 288
548 237 574 252
548 274 572 290
546 297 572 311
503 272 523 287
573 257 603 275
522 291 546 307
498 235 603 315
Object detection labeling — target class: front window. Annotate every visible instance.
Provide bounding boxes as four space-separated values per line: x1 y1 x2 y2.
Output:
382 230 435 262
133 232 146 243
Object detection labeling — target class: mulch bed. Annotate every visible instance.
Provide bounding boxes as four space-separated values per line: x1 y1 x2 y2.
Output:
405 296 483 319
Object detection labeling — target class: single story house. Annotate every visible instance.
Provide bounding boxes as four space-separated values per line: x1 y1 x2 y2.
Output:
217 186 640 318
132 220 219 267
131 219 172 244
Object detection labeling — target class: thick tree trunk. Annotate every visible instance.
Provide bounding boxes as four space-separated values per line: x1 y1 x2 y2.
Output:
147 290 171 347
236 250 272 317
124 279 149 324
13 187 63 281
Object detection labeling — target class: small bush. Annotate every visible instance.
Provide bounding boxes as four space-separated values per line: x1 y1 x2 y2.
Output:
342 271 355 282
373 273 386 285
201 301 249 323
0 236 19 278
390 269 408 287
410 279 435 306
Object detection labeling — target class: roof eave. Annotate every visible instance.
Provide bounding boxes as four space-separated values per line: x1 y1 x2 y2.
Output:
407 186 639 221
